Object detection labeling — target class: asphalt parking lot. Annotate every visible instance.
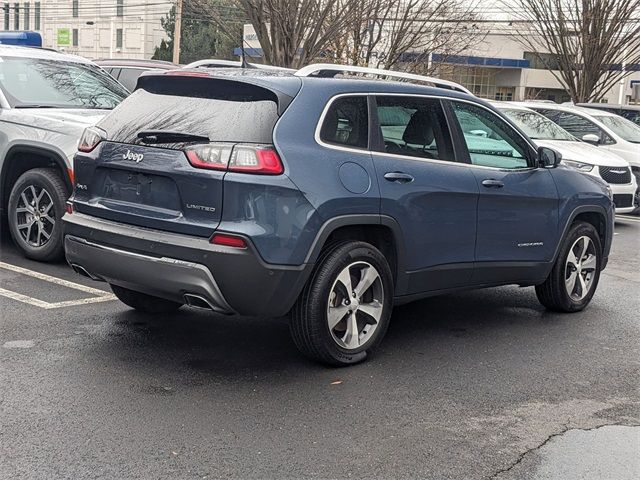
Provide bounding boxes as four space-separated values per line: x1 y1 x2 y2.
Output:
1 216 638 480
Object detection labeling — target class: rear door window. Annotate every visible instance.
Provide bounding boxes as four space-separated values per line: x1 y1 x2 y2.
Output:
116 67 146 91
374 96 454 161
319 96 369 149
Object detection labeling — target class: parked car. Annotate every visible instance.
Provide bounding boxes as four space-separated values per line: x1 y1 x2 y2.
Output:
95 58 179 91
184 59 294 72
576 103 640 127
521 102 640 214
494 102 637 214
0 45 129 260
64 64 614 366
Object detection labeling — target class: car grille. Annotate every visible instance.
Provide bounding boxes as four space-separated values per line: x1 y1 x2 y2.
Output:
613 194 634 208
599 166 632 184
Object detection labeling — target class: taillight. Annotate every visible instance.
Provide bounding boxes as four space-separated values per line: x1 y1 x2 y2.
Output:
230 146 283 175
185 143 234 171
65 201 74 214
78 126 107 153
210 233 247 249
184 144 284 175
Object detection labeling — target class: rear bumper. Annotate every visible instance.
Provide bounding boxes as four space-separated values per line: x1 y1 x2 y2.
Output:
63 213 312 317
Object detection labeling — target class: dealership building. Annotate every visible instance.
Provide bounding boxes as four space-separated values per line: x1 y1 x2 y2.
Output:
238 24 640 105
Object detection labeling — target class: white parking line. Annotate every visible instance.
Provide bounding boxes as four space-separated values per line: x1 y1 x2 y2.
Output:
0 262 116 309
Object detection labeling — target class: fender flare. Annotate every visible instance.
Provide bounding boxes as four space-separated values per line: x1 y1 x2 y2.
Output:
303 214 409 294
552 204 611 264
1 144 72 205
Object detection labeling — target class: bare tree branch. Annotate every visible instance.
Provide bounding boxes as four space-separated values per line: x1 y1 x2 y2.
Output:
502 0 640 102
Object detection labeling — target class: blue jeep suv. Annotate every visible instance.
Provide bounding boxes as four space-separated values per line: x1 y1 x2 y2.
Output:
63 65 614 366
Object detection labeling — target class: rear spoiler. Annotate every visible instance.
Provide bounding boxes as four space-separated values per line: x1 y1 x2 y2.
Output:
137 70 302 116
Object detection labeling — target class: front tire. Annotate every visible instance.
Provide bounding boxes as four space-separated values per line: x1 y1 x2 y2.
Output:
290 241 394 366
7 168 69 261
111 284 183 313
535 221 602 312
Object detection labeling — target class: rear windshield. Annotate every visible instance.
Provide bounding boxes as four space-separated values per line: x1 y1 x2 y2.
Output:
99 77 280 145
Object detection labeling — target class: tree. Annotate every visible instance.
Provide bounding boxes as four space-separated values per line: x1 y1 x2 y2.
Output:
502 0 640 102
153 0 244 64
326 0 484 75
236 0 360 68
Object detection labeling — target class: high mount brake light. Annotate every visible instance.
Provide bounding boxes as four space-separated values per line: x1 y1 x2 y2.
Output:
78 126 107 153
184 144 284 175
165 70 211 78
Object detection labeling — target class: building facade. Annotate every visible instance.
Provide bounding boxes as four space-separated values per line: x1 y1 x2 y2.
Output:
1 0 172 59
432 31 640 105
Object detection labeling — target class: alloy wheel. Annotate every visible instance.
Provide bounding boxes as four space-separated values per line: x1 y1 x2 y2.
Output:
14 184 56 248
327 261 384 350
564 236 598 301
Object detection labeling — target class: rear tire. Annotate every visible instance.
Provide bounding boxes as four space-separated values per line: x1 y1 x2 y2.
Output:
535 221 602 312
111 284 183 313
7 168 69 261
290 241 394 366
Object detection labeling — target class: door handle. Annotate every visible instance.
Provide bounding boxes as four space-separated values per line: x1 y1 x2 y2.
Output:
481 179 504 188
384 172 414 183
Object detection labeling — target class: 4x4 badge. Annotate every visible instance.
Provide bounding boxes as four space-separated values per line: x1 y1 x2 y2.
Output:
123 149 144 163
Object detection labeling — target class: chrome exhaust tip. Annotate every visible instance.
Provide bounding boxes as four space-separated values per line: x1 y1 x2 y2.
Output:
70 264 104 282
183 293 215 310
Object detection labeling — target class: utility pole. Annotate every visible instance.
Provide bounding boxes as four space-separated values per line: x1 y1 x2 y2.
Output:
173 0 183 64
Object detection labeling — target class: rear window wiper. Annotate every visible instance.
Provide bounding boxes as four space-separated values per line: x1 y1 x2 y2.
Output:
137 130 210 144
13 104 61 109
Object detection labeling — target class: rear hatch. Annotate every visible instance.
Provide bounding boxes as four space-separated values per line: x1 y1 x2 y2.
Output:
72 72 299 237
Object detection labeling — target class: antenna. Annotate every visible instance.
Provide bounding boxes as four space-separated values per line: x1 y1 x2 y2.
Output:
240 27 248 68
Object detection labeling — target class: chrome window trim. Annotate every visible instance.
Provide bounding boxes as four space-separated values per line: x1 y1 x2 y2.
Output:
314 92 539 172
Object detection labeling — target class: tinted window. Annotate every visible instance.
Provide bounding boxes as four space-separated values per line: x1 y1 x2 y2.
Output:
99 79 280 145
375 96 453 161
620 110 640 126
535 109 613 143
320 96 368 149
452 102 530 169
0 57 128 109
500 108 575 141
594 115 640 143
116 67 146 91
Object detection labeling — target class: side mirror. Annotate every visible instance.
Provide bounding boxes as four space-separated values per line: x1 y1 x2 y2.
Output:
582 133 600 145
538 146 562 168
470 129 489 138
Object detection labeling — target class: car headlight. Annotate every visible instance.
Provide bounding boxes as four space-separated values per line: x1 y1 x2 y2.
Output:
563 159 595 172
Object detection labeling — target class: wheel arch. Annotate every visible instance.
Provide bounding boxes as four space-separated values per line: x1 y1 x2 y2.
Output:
1 145 72 214
304 215 408 295
554 205 610 263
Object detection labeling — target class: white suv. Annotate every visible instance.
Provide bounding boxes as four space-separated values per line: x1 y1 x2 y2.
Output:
496 102 637 214
517 102 640 214
0 45 128 260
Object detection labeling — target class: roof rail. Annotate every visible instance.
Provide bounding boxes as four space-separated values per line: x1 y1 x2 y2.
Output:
184 59 294 72
294 63 472 95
